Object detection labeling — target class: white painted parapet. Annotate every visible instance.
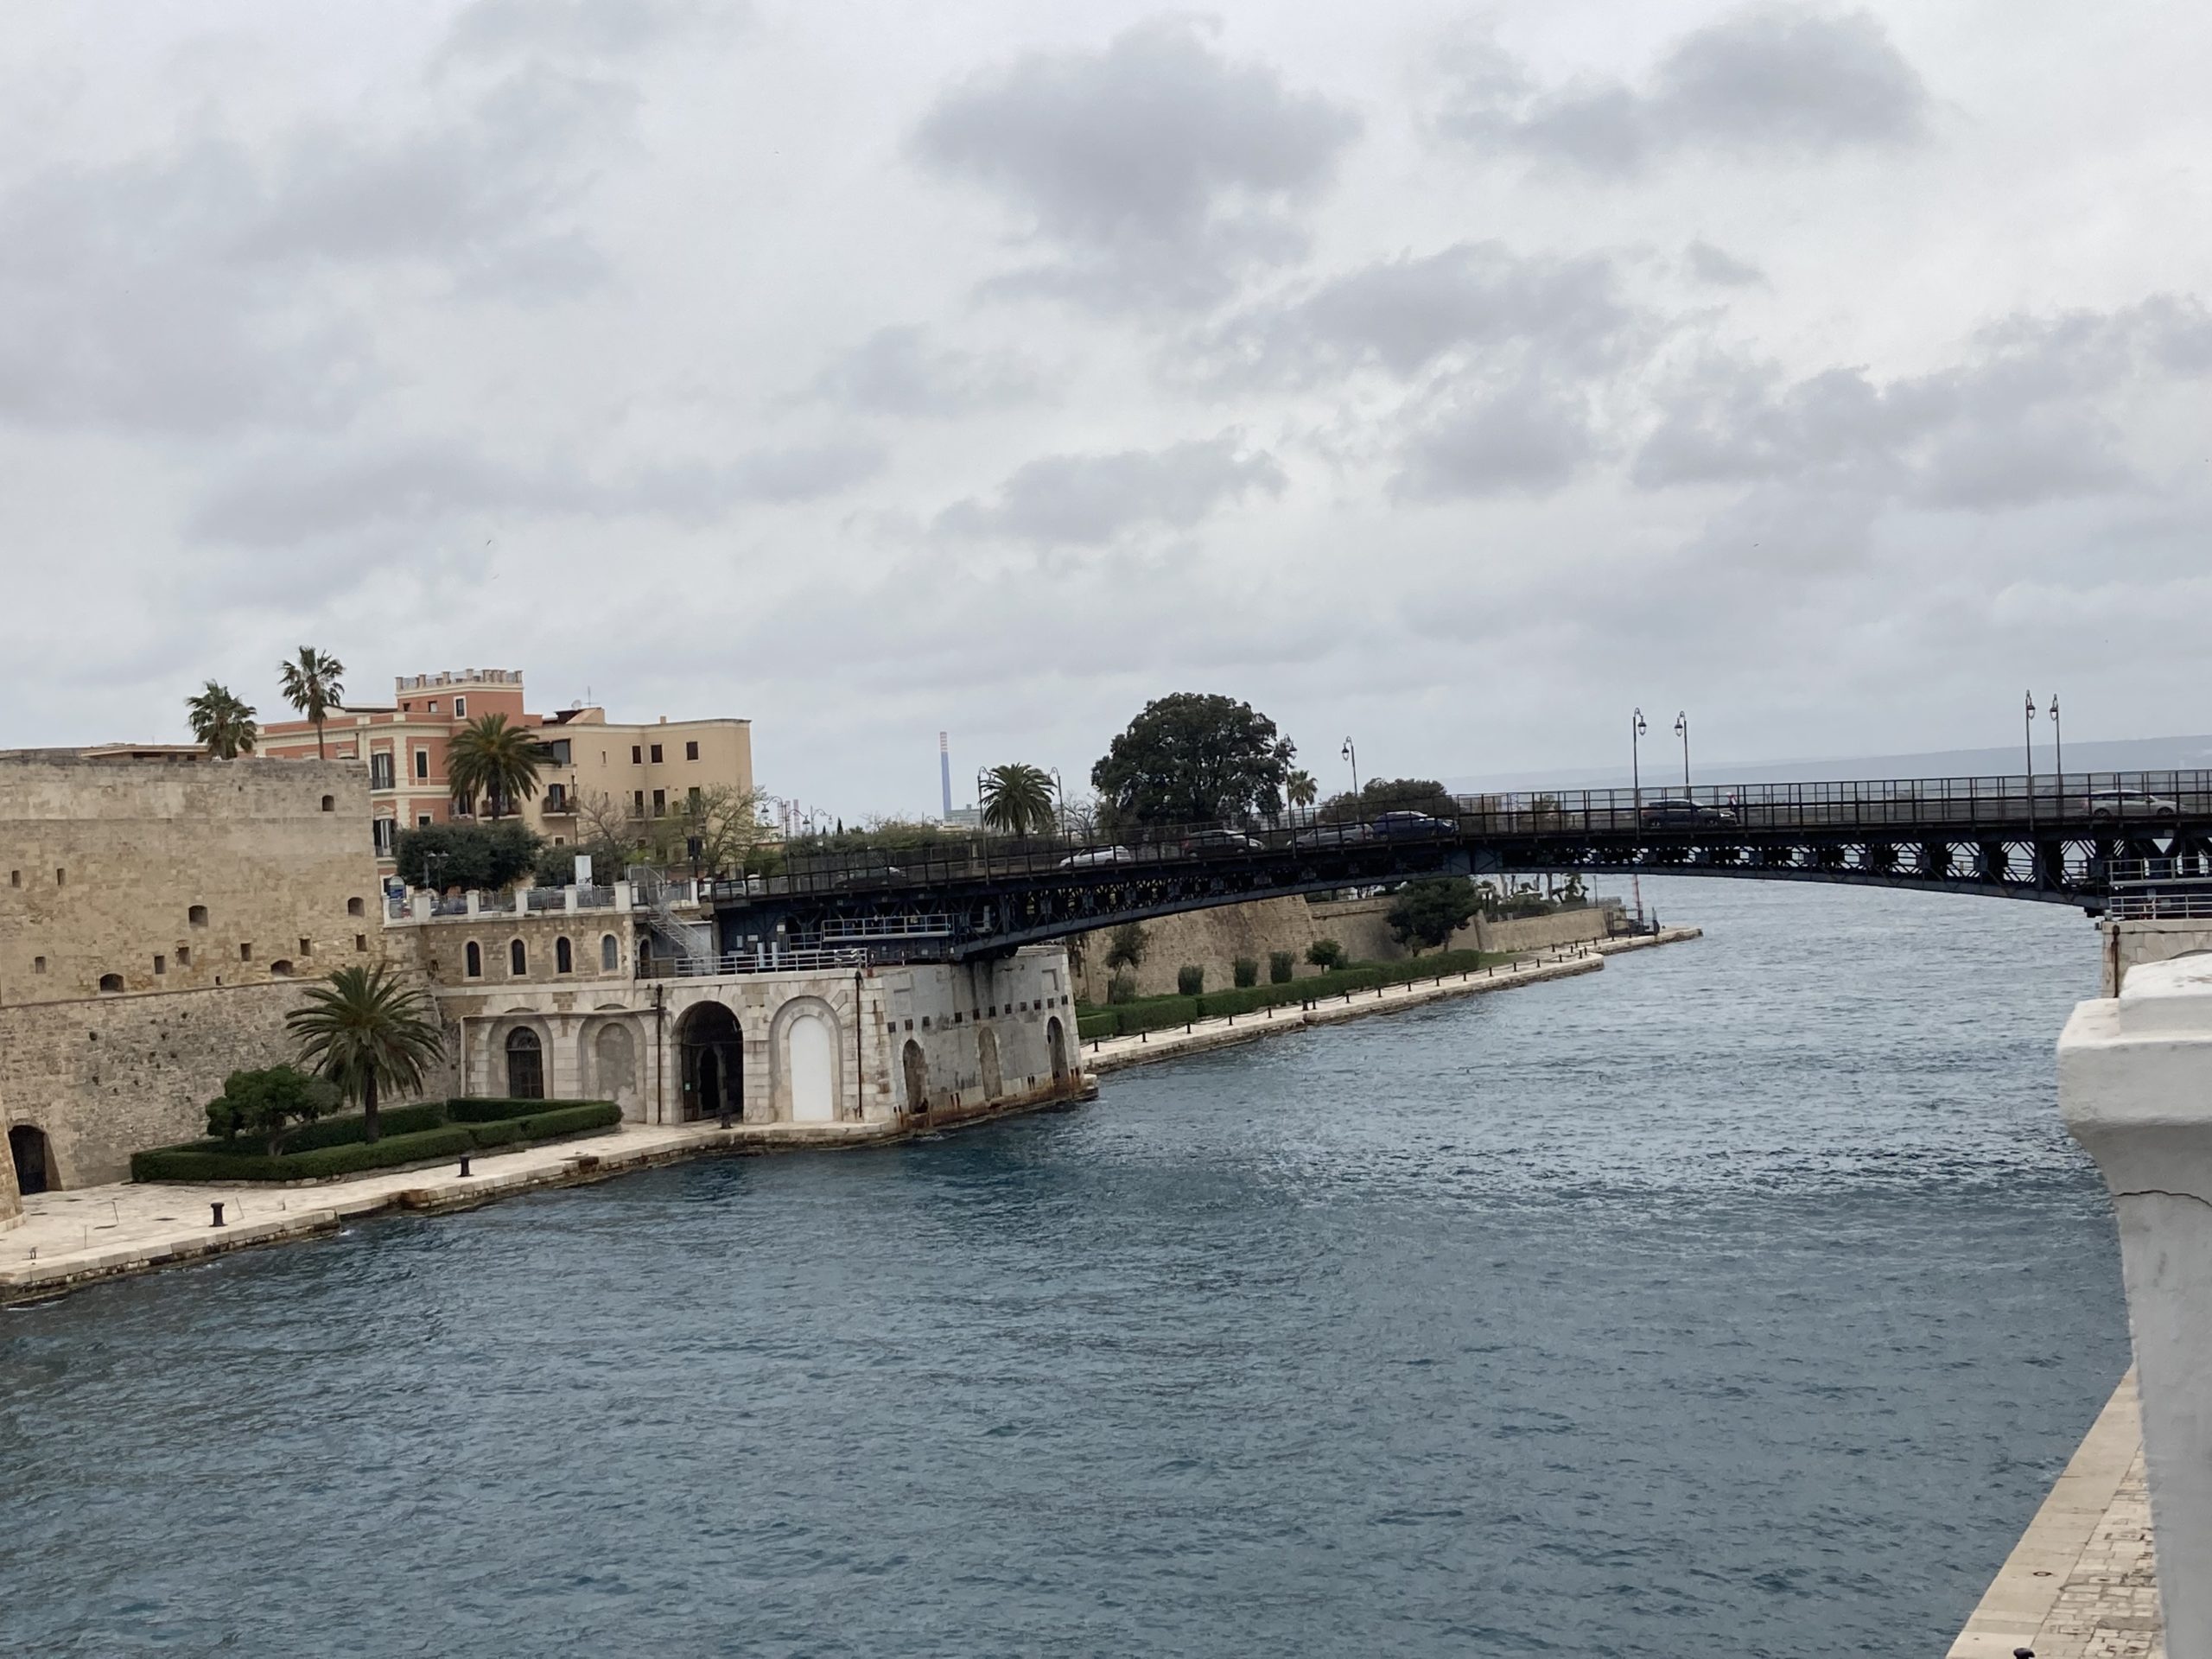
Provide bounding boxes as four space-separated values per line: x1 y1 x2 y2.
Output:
2059 953 2212 1656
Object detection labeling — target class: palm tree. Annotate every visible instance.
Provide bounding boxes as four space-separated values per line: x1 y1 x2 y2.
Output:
287 963 444 1142
447 712 547 819
980 762 1056 837
186 682 258 759
1286 768 1318 815
276 646 346 759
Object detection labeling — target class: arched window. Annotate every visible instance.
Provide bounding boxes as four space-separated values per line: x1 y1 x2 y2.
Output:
347 897 365 918
270 959 295 978
98 972 124 994
601 934 619 973
510 939 527 976
321 794 335 811
556 937 573 975
465 941 482 978
505 1027 544 1100
188 905 208 927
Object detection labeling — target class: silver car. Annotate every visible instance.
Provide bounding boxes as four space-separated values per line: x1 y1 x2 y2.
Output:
2085 790 2177 821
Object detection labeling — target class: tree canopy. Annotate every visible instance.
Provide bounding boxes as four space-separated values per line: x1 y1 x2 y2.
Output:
447 712 547 818
205 1065 340 1154
186 682 258 759
395 821 541 891
1386 877 1481 954
276 646 346 759
1323 777 1458 823
981 763 1056 836
286 964 444 1143
1090 693 1295 830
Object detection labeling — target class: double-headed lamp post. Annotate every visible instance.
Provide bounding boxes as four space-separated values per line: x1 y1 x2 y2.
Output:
1341 737 1358 798
1674 711 1690 793
2024 690 2039 847
1630 709 1648 809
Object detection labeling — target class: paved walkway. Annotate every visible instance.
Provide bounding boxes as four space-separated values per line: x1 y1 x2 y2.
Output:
1085 928 1701 1074
1946 1373 2162 1657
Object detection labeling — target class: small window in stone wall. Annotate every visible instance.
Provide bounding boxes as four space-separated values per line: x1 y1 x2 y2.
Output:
601 934 618 973
177 946 191 967
556 937 573 974
154 955 165 976
55 868 65 886
467 942 482 978
321 795 335 811
299 938 311 957
354 933 368 952
270 959 294 977
348 897 365 917
9 869 17 887
510 938 527 975
33 956 46 974
239 942 252 961
99 973 122 994
189 905 208 927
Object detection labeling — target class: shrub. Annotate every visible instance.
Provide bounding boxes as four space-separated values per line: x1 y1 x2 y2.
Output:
203 1066 341 1153
283 1101 446 1153
1104 922 1149 972
444 1096 595 1123
131 1101 621 1183
1306 938 1345 970
1077 1010 1119 1042
1232 957 1258 988
1106 975 1138 1005
395 821 541 892
1387 876 1480 954
1176 964 1205 996
1268 950 1295 984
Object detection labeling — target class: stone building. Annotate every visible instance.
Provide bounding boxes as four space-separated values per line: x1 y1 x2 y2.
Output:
0 750 388 1213
259 667 754 874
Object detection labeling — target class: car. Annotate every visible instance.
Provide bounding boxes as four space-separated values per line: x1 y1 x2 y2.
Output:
1292 821 1374 849
1058 845 1135 868
1637 798 1738 828
1369 810 1452 839
2085 790 2177 821
1180 827 1266 855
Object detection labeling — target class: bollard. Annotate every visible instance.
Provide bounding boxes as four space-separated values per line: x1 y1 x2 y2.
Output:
458 1154 473 1178
719 1104 733 1129
210 1201 225 1228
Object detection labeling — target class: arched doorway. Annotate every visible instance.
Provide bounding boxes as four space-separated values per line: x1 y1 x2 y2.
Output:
678 1002 744 1122
9 1124 53 1196
901 1039 928 1116
1046 1017 1069 1085
977 1027 1003 1099
594 1023 639 1118
505 1028 544 1099
786 1010 837 1123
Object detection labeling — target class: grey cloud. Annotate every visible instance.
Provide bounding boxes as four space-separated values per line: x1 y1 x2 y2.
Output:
934 432 1285 544
1194 241 1638 385
912 17 1359 310
190 437 884 545
445 0 747 60
1634 299 2212 507
1686 239 1765 288
1442 7 1931 175
1395 383 1599 499
810 326 1041 417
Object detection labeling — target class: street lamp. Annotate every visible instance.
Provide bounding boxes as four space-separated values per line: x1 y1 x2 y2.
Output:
1630 709 1648 810
1341 737 1358 798
2024 690 2038 845
1047 766 1065 834
1674 711 1690 794
2049 694 2063 795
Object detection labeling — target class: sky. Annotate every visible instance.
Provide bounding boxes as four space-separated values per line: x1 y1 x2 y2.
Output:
2 1 2208 821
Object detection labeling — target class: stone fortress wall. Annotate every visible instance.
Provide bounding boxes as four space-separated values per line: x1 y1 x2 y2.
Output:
0 753 391 1199
1065 891 1626 1003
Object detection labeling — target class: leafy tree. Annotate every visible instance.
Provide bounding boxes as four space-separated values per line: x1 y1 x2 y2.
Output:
276 646 346 760
287 964 445 1143
186 682 258 759
447 712 547 818
1232 956 1259 988
395 821 542 891
1387 877 1480 954
205 1065 340 1154
1268 950 1295 984
1090 693 1295 831
1323 777 1458 823
1104 922 1149 972
1306 938 1346 970
1176 964 1205 996
1286 769 1319 810
532 840 584 887
981 763 1057 837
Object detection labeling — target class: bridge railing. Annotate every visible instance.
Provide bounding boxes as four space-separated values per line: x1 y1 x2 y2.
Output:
690 769 2212 907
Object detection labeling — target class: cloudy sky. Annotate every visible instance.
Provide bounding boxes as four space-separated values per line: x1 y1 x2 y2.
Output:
3 1 2207 817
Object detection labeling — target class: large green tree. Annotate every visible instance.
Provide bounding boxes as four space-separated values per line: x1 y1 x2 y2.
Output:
395 821 542 891
204 1065 340 1154
287 964 445 1143
1324 777 1459 823
276 646 346 759
1386 877 1481 955
980 762 1056 837
447 712 547 818
1090 693 1295 830
186 681 258 758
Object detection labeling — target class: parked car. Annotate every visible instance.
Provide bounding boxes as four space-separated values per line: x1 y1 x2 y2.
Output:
2085 790 2178 821
1292 821 1374 849
1180 827 1266 855
1369 810 1452 839
1637 798 1737 828
1058 845 1135 868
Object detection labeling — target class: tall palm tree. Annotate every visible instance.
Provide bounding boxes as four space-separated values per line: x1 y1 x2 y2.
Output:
981 762 1056 837
287 963 445 1143
447 712 547 819
276 646 346 759
186 682 258 759
1286 769 1318 810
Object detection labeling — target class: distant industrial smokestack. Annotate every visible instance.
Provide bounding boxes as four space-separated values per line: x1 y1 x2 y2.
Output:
939 731 952 820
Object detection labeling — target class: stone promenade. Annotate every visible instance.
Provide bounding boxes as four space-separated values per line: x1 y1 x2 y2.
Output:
1946 1373 2162 1657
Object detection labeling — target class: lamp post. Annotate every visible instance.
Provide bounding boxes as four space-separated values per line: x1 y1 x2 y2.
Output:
1630 709 1648 810
1674 711 1690 793
1047 766 1065 836
2049 693 2063 801
2024 690 2039 855
1341 737 1358 798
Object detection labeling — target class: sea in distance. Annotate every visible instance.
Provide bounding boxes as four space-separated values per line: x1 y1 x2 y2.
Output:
0 875 2128 1656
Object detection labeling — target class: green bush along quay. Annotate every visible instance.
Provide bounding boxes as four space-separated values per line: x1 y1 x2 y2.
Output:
131 1098 622 1183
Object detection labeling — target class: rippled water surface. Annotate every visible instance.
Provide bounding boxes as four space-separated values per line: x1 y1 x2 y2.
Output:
0 880 2127 1656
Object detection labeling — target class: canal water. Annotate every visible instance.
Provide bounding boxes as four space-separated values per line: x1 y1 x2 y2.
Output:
0 879 2126 1656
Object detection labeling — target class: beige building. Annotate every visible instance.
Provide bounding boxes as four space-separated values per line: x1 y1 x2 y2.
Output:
0 751 393 1211
259 669 753 874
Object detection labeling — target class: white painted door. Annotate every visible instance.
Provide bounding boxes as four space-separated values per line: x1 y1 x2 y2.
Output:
788 1013 837 1122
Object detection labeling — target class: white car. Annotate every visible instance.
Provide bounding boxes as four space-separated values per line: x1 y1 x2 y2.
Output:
1058 845 1135 868
2085 790 2177 821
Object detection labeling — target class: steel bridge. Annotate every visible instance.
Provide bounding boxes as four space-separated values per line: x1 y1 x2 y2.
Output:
686 772 2212 966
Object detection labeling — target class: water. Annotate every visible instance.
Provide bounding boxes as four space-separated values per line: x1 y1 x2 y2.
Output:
0 879 2127 1656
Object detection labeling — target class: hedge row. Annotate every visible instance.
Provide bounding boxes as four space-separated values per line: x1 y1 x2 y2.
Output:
1077 948 1516 1039
132 1100 622 1184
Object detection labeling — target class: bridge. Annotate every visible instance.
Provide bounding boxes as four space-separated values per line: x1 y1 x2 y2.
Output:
677 772 2212 968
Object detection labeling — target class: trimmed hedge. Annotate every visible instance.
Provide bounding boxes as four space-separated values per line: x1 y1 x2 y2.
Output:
281 1102 447 1153
132 1099 622 1183
445 1096 574 1123
1075 948 1517 1038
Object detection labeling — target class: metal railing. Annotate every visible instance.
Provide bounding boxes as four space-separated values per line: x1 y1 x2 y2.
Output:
637 945 869 978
